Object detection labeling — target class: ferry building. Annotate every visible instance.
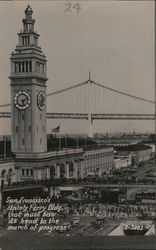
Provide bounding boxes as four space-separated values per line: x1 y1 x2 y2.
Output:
9 5 84 183
0 6 114 199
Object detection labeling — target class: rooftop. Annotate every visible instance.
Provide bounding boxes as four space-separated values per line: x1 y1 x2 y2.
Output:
115 143 152 152
84 145 114 151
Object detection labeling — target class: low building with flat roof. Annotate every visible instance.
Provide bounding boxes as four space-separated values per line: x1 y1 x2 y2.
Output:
114 155 131 170
82 145 114 177
115 144 152 164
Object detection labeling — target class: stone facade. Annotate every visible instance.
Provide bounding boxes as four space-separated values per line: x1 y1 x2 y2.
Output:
82 146 114 177
114 155 131 170
14 148 83 182
0 159 15 186
10 5 47 154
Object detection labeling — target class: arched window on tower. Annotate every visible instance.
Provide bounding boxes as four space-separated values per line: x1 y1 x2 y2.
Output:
19 62 21 72
22 36 30 46
26 61 28 72
22 37 24 45
24 23 28 31
29 61 32 72
14 62 18 73
29 24 33 32
22 62 24 72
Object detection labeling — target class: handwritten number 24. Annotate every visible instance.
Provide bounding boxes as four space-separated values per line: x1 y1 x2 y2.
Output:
65 3 81 14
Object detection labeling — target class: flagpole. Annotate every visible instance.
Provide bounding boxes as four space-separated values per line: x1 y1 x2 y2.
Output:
65 134 67 148
4 136 6 158
77 136 79 148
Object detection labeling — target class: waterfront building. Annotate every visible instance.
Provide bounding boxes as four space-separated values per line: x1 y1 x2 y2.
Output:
82 145 114 177
115 144 152 165
114 155 131 170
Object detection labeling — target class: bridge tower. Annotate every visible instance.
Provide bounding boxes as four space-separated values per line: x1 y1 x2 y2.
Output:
88 72 93 138
10 5 48 154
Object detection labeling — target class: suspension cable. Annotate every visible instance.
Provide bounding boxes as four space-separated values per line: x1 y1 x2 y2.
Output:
92 81 155 104
0 81 88 108
47 81 88 97
0 79 155 108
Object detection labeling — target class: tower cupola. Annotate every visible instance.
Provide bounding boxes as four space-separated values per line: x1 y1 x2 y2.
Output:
25 5 33 18
22 5 35 33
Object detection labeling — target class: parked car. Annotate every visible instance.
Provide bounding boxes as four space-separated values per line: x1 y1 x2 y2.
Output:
91 220 104 228
72 217 80 226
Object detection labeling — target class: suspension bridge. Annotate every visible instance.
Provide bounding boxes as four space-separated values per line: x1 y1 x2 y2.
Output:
0 75 155 137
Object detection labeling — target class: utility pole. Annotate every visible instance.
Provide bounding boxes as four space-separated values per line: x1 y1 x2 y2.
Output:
65 134 68 148
85 136 87 148
3 136 6 158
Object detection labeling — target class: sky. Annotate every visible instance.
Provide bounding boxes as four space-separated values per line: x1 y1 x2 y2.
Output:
0 1 155 135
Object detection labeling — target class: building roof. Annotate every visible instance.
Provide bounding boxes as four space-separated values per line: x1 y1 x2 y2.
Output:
115 143 152 152
84 145 114 151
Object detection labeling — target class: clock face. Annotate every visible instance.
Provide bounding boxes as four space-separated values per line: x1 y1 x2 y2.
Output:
37 92 45 110
14 91 31 110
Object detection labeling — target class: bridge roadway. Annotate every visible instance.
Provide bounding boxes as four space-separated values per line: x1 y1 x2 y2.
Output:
0 112 155 120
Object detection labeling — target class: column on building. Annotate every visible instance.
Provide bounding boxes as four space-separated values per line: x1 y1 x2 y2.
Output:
56 164 60 179
78 159 84 179
77 160 81 179
74 160 78 180
15 167 20 182
33 168 38 181
66 162 69 179
47 166 50 179
36 168 42 180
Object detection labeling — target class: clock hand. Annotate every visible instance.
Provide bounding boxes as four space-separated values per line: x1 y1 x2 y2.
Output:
21 97 28 105
40 97 44 105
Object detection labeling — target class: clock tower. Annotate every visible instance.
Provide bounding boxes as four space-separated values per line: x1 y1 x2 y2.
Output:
10 5 48 154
